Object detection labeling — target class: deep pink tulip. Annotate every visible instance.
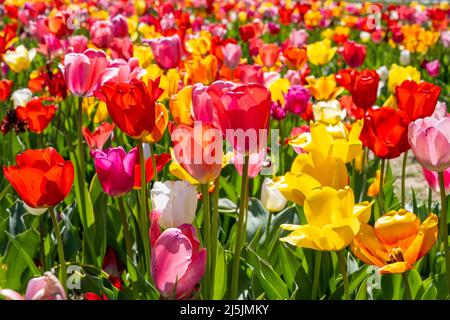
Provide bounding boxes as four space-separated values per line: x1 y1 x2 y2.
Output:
285 85 310 115
90 20 114 49
93 147 138 197
207 83 271 154
425 60 440 78
221 43 242 69
408 116 450 172
237 64 264 85
62 49 117 97
68 35 88 53
111 14 129 38
423 167 450 193
0 272 66 300
145 35 181 70
150 211 206 299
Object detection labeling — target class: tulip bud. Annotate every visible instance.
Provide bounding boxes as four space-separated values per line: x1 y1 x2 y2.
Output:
90 20 114 49
221 43 242 70
285 85 310 115
111 14 129 38
399 50 411 66
261 178 287 212
151 180 198 229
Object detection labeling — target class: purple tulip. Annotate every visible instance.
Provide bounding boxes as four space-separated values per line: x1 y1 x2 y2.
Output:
285 85 310 115
93 147 138 197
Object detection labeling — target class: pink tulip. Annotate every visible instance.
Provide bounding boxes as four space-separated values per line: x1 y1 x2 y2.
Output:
0 272 66 300
68 35 88 53
62 49 117 97
221 43 242 69
408 116 450 172
93 147 138 197
423 167 450 193
150 211 206 299
425 60 440 78
237 64 264 85
192 81 235 123
232 148 268 177
145 35 181 70
108 58 146 83
285 85 310 115
433 102 449 119
90 20 114 49
288 29 308 48
111 14 129 38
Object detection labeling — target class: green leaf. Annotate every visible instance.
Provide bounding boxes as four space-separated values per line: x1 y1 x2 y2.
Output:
213 243 227 300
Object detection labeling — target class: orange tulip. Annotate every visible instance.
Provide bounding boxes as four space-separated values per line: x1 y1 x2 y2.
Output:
143 103 169 143
184 55 218 85
283 47 307 70
351 209 438 274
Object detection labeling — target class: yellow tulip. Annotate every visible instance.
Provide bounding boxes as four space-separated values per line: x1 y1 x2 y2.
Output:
169 85 194 126
134 0 146 16
134 45 154 69
312 100 345 125
281 186 371 251
304 10 323 28
185 32 212 56
305 75 344 101
351 210 438 274
269 78 290 104
387 64 421 92
306 39 336 66
275 172 322 205
184 55 218 85
4 45 36 73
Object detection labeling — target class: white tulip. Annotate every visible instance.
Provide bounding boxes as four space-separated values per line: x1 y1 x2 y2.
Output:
11 88 33 108
151 180 198 229
261 178 287 213
399 50 410 66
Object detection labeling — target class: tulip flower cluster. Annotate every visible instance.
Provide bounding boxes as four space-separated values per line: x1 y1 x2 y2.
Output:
0 0 449 303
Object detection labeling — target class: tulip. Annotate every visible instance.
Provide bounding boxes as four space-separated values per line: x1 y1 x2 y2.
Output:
15 98 57 134
4 45 36 73
207 83 271 154
399 49 411 66
305 75 344 101
231 148 268 178
0 272 67 300
351 210 438 274
395 80 441 122
387 64 421 92
143 102 169 143
150 213 206 299
111 14 129 38
0 79 13 101
312 100 345 125
3 148 74 208
288 125 311 154
99 78 163 140
169 85 195 126
335 69 379 111
93 147 138 197
133 153 171 188
425 60 440 77
107 58 146 84
145 34 181 70
171 123 222 184
257 43 279 69
361 107 410 159
281 186 371 251
408 116 450 172
341 40 366 68
90 20 114 49
62 49 118 97
11 88 33 107
184 55 218 85
68 35 88 53
270 101 287 120
306 39 336 66
221 43 242 70
261 177 287 212
82 122 115 150
423 167 450 194
367 169 382 197
151 180 198 229
288 29 308 48
236 64 264 85
192 81 235 124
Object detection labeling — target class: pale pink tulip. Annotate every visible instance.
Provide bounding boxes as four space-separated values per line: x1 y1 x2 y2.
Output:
221 43 242 69
0 272 66 300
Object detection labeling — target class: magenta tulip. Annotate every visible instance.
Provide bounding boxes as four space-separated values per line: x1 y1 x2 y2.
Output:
150 212 206 299
423 167 450 193
111 14 129 38
285 85 310 115
93 147 138 197
145 34 181 70
90 20 114 49
408 116 450 172
0 272 66 300
62 49 117 97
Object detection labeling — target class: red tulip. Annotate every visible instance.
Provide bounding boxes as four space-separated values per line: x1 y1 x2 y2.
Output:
82 122 115 150
15 98 57 134
239 23 257 42
98 79 163 140
360 107 410 159
0 79 13 101
133 153 171 188
395 80 441 122
335 69 379 114
207 83 271 154
3 148 74 208
341 40 366 68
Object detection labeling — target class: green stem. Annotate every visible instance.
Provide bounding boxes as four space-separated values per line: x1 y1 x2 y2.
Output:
438 171 450 297
49 207 67 291
138 142 151 280
401 151 408 207
428 187 433 212
118 197 133 263
210 176 221 299
201 184 212 300
149 143 159 182
265 212 273 248
402 272 412 300
230 155 249 299
311 250 322 300
39 215 46 271
359 147 368 202
377 159 386 218
337 250 349 300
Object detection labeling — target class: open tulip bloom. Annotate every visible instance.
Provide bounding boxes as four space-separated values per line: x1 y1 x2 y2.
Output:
1 0 450 304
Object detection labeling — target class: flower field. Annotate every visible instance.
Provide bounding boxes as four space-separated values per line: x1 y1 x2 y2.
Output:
0 0 449 301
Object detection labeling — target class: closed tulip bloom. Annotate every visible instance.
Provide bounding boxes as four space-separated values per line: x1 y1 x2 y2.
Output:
395 80 441 122
285 85 310 115
11 88 33 108
3 148 74 208
236 64 264 85
207 83 271 154
146 34 181 70
62 49 118 97
99 78 163 140
408 116 450 172
221 43 242 69
111 14 129 38
387 64 421 92
4 45 36 73
0 79 13 101
425 60 440 77
261 177 287 212
171 123 222 184
257 43 279 69
0 272 67 300
281 186 371 251
93 147 138 197
82 122 115 150
306 39 337 66
15 98 57 134
90 20 114 49
192 81 235 124
423 167 450 193
150 213 206 299
335 69 379 111
351 210 438 274
341 40 366 68
361 107 410 159
151 180 198 229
